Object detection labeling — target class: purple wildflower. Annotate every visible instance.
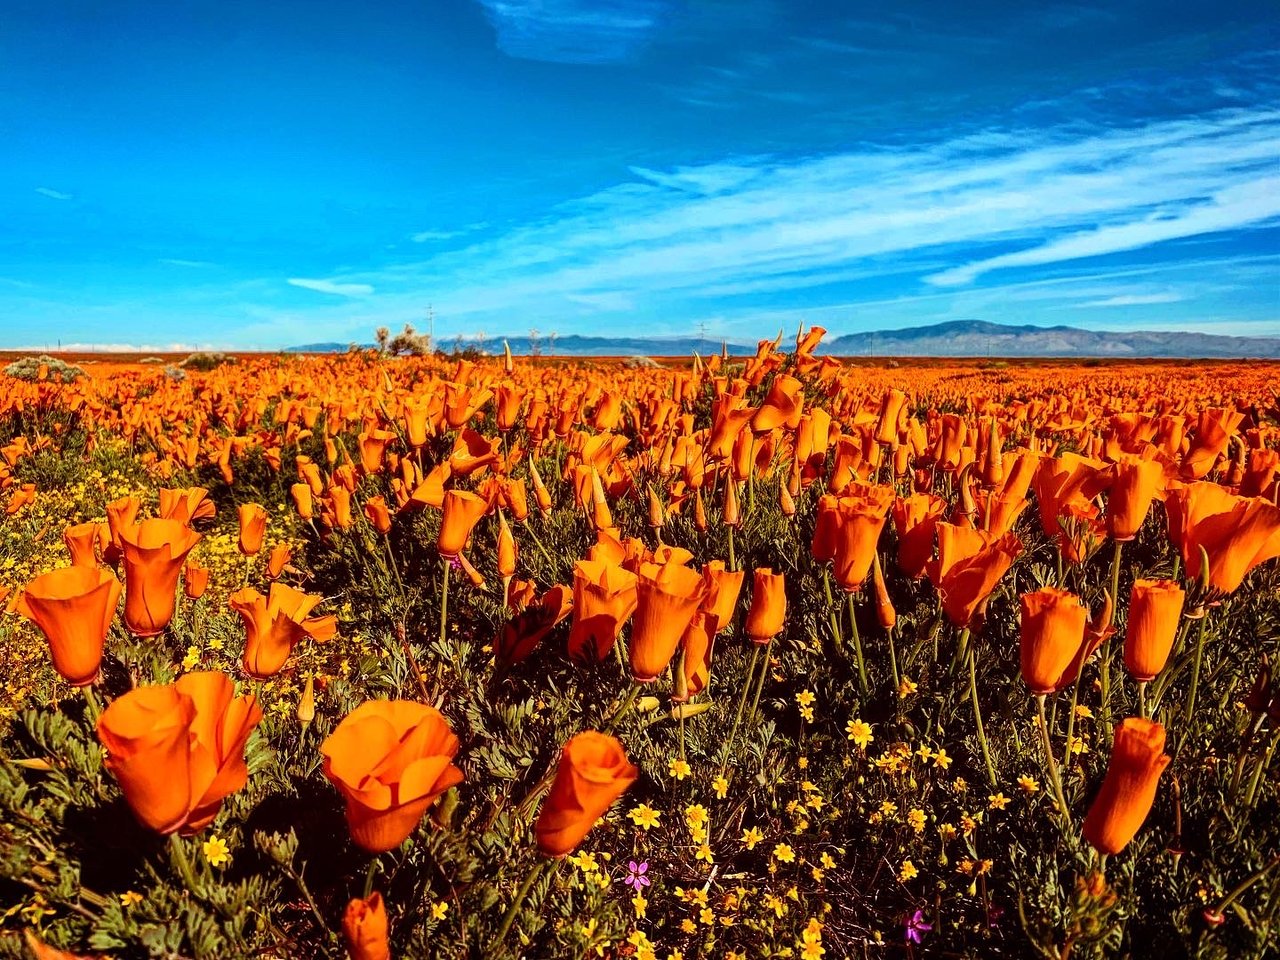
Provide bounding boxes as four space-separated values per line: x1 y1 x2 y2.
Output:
623 860 651 891
905 909 932 944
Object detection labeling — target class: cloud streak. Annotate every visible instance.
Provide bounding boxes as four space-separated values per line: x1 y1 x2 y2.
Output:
317 101 1278 336
287 278 374 297
35 187 73 201
473 0 672 64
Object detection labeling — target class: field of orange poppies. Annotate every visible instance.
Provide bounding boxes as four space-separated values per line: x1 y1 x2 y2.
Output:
1 338 1278 960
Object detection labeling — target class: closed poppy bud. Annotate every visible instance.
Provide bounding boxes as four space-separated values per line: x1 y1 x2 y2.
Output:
438 490 488 559
297 674 316 726
676 614 714 702
16 567 122 687
875 389 907 445
693 486 708 532
504 479 530 523
291 482 314 520
119 519 201 637
237 504 269 556
1082 718 1170 855
872 556 895 631
321 700 464 853
64 521 101 567
630 558 707 683
497 512 517 579
342 892 391 960
1107 454 1165 541
529 460 553 515
266 542 292 580
328 486 354 530
647 486 665 529
184 560 210 599
722 475 741 528
364 496 393 535
1124 580 1186 682
96 671 262 835
779 481 796 517
457 551 486 589
535 731 638 858
744 567 786 644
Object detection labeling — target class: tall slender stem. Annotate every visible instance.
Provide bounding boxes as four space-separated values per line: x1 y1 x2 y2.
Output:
821 568 844 655
719 645 761 779
494 859 550 949
438 557 451 648
1037 694 1070 825
846 593 868 695
1099 540 1123 733
746 637 775 725
602 683 641 732
727 526 736 572
1175 611 1210 760
965 636 997 788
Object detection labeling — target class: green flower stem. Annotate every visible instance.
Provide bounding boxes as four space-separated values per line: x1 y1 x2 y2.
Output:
821 568 845 656
81 685 102 724
965 635 997 788
846 592 868 695
1098 540 1123 733
1210 855 1280 918
438 556 451 649
169 834 199 892
602 682 641 733
746 636 775 725
718 644 762 780
727 526 736 572
523 520 556 570
494 858 551 950
362 857 380 899
1037 694 1070 826
1175 610 1210 761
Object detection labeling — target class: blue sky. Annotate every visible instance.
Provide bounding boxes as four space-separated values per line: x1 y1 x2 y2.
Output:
1 0 1277 349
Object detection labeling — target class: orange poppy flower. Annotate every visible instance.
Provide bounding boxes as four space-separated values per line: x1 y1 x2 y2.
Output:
184 560 210 599
230 583 337 679
15 566 122 687
534 731 638 858
63 521 102 567
96 671 262 835
237 503 269 556
1124 579 1185 682
823 484 895 593
364 496 393 535
744 567 786 643
630 557 707 683
1181 408 1244 480
290 482 314 521
266 542 292 580
118 519 201 637
158 487 217 524
567 558 639 663
699 561 745 636
891 493 948 579
927 523 1023 628
496 583 573 668
321 700 464 853
676 614 715 701
104 495 142 565
1106 453 1165 542
1019 587 1098 695
438 490 488 559
342 892 391 960
1082 718 1170 855
497 511 517 579
1166 481 1280 593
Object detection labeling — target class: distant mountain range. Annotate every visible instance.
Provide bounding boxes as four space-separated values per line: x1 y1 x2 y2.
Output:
287 319 1280 359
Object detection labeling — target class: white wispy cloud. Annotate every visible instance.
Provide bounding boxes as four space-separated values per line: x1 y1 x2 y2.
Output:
473 0 671 64
1074 292 1186 308
35 187 73 201
315 102 1278 337
286 278 375 297
159 258 216 268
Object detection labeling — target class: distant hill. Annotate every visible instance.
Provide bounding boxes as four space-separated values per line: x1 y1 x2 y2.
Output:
287 320 1280 358
826 320 1280 358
